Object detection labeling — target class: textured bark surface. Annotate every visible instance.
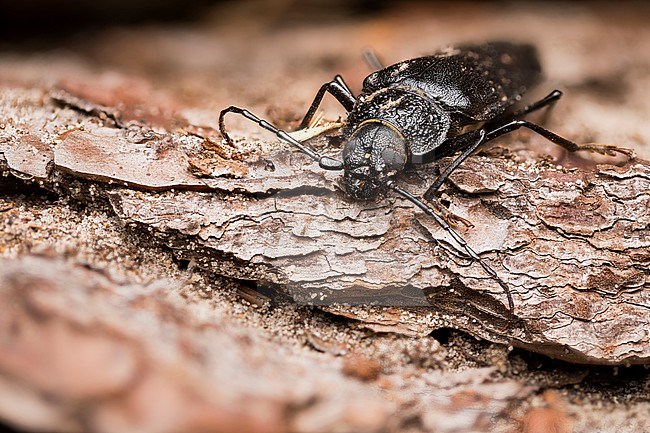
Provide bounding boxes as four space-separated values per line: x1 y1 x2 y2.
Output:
3 89 648 365
0 256 398 433
116 139 650 365
2 2 650 433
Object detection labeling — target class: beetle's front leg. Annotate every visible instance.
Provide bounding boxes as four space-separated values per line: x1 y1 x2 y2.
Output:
299 75 356 129
422 197 475 229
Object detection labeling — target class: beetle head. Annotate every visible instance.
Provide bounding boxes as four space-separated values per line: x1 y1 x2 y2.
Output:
342 122 407 200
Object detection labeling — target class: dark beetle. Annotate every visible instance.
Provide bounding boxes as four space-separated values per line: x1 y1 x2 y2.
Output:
219 41 625 313
341 42 543 200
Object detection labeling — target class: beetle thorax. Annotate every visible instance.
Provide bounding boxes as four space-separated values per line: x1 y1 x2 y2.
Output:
347 87 451 162
342 121 407 200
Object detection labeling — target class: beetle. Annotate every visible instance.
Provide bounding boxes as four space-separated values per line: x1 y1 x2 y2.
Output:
219 41 626 313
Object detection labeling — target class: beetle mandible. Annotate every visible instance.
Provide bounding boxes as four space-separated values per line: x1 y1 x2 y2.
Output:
219 41 626 313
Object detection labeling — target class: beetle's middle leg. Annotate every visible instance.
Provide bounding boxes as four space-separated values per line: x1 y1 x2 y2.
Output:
363 49 384 71
484 120 634 158
424 90 632 202
299 75 356 129
428 90 565 198
423 91 568 201
491 92 633 156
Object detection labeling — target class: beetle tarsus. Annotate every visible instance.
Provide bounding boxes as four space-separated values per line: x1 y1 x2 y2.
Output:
424 197 474 229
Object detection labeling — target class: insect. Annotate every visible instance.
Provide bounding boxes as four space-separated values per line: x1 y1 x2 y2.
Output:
219 41 626 313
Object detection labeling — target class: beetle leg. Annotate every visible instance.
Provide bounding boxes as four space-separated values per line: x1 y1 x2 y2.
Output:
485 120 633 157
509 89 563 121
299 75 356 129
219 105 344 171
424 129 487 200
425 91 630 200
426 198 475 229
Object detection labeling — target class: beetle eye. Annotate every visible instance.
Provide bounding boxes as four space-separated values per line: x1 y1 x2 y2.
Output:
381 146 406 171
343 137 358 157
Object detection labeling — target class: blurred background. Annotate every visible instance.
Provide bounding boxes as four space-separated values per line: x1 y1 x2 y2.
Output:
1 0 650 154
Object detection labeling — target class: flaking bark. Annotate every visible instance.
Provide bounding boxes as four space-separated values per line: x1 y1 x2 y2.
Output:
2 90 648 364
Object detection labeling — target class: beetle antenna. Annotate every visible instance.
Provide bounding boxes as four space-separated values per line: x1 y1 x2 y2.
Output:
219 106 344 171
386 180 515 312
363 48 384 71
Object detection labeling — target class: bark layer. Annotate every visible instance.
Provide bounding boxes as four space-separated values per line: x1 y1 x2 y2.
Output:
2 90 648 364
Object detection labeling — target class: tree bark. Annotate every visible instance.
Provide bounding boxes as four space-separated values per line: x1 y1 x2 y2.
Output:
2 90 648 364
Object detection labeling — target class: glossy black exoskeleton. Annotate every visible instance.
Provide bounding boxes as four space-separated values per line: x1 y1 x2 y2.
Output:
219 41 626 313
